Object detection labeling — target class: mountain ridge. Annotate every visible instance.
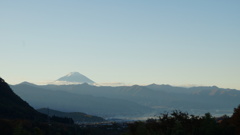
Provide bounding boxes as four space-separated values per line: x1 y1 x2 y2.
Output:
11 83 151 117
11 81 240 117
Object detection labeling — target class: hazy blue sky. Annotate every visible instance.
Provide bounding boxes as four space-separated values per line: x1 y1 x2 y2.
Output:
1 0 240 89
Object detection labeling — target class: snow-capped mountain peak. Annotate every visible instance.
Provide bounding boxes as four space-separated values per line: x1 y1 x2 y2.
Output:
56 72 94 84
66 72 81 77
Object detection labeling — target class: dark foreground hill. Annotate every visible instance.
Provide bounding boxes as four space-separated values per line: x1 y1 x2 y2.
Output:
126 106 240 135
37 108 105 123
0 78 46 120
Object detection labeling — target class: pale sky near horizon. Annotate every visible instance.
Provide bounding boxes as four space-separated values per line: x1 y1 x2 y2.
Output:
0 1 240 89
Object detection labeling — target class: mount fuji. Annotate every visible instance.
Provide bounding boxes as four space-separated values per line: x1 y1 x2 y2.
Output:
56 72 95 84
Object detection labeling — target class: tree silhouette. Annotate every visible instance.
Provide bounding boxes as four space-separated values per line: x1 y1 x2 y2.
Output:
230 105 240 134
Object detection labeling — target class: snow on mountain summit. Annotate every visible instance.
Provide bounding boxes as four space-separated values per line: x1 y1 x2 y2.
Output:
57 72 94 84
66 72 82 77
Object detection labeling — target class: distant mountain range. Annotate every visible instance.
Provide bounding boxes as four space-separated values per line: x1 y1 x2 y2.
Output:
6 72 240 118
11 82 150 117
0 77 107 123
41 83 240 110
11 80 240 118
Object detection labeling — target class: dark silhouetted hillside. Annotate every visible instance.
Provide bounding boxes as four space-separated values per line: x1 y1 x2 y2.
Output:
0 78 46 120
37 108 105 123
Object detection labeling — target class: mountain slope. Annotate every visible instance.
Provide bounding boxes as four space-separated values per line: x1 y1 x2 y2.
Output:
0 78 46 120
11 83 151 117
57 72 94 84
